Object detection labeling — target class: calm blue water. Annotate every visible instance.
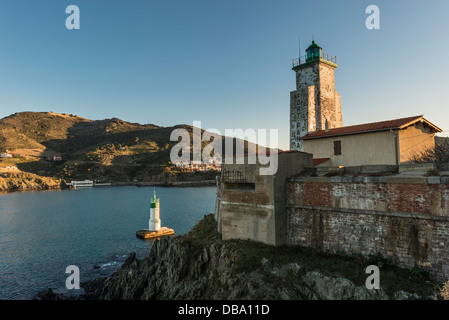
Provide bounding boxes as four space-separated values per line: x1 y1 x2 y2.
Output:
0 186 217 300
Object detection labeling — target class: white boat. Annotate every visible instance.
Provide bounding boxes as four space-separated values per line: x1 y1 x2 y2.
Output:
68 180 94 188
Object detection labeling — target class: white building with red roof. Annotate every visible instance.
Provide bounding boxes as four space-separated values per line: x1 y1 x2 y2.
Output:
302 115 441 166
290 41 442 166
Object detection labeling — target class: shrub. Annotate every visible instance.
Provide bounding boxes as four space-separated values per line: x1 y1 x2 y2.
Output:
441 280 449 300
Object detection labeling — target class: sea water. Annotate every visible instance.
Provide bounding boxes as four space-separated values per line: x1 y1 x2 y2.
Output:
0 185 217 300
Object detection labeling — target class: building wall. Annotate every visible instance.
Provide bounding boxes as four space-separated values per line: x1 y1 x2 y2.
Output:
290 61 342 151
399 123 436 162
318 63 342 131
335 92 342 128
272 152 314 245
217 152 313 246
303 130 398 166
286 176 449 279
290 64 319 151
220 163 276 245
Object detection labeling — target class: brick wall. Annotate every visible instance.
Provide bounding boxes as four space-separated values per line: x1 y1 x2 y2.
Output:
286 176 449 279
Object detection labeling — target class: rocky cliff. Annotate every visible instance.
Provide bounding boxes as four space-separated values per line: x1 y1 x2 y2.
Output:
0 172 63 192
97 236 392 300
63 215 437 301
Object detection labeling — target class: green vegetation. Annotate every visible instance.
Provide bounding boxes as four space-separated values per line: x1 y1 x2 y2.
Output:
412 136 449 164
176 214 221 248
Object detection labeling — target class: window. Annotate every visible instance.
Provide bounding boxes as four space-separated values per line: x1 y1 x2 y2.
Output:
224 182 255 191
334 140 341 155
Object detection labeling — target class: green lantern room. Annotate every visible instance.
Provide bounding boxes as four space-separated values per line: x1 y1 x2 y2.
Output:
292 40 338 69
306 40 322 62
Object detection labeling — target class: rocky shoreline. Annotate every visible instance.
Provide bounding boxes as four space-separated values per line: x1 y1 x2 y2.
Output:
133 179 216 188
0 172 64 193
0 175 216 193
34 215 440 301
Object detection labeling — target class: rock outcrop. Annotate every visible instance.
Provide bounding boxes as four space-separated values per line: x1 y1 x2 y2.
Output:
0 172 63 192
95 236 425 300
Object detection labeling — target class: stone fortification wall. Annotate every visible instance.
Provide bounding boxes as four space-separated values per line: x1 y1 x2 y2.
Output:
286 170 449 280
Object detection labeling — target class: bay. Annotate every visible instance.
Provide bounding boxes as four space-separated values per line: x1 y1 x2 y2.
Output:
0 185 217 300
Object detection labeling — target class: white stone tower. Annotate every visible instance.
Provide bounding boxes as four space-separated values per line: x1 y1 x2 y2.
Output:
149 188 161 231
290 41 343 151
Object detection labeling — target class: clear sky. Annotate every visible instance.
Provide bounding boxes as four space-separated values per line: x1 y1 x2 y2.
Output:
0 0 448 150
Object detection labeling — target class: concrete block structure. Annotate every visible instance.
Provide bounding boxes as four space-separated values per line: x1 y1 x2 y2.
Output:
215 151 313 246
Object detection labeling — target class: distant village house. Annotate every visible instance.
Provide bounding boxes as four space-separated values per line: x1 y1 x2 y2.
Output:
0 153 13 158
174 159 221 171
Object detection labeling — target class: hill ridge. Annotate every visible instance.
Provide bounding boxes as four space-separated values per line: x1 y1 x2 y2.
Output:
0 111 254 185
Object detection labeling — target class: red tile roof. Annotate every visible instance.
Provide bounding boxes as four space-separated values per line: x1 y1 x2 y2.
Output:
313 158 330 166
301 115 442 140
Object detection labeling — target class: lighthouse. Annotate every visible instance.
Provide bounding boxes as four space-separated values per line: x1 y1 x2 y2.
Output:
149 188 161 231
136 188 175 240
290 40 342 151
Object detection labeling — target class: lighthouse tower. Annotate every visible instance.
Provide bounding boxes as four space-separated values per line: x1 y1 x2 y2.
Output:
136 187 174 240
149 188 161 231
290 40 343 151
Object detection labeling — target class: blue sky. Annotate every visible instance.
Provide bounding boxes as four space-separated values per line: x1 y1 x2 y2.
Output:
0 0 448 150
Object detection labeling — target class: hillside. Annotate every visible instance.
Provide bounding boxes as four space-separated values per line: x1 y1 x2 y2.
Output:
0 111 260 187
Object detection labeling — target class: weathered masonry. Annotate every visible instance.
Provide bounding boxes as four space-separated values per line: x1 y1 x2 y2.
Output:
215 151 313 246
215 162 449 279
286 170 449 280
290 41 342 151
